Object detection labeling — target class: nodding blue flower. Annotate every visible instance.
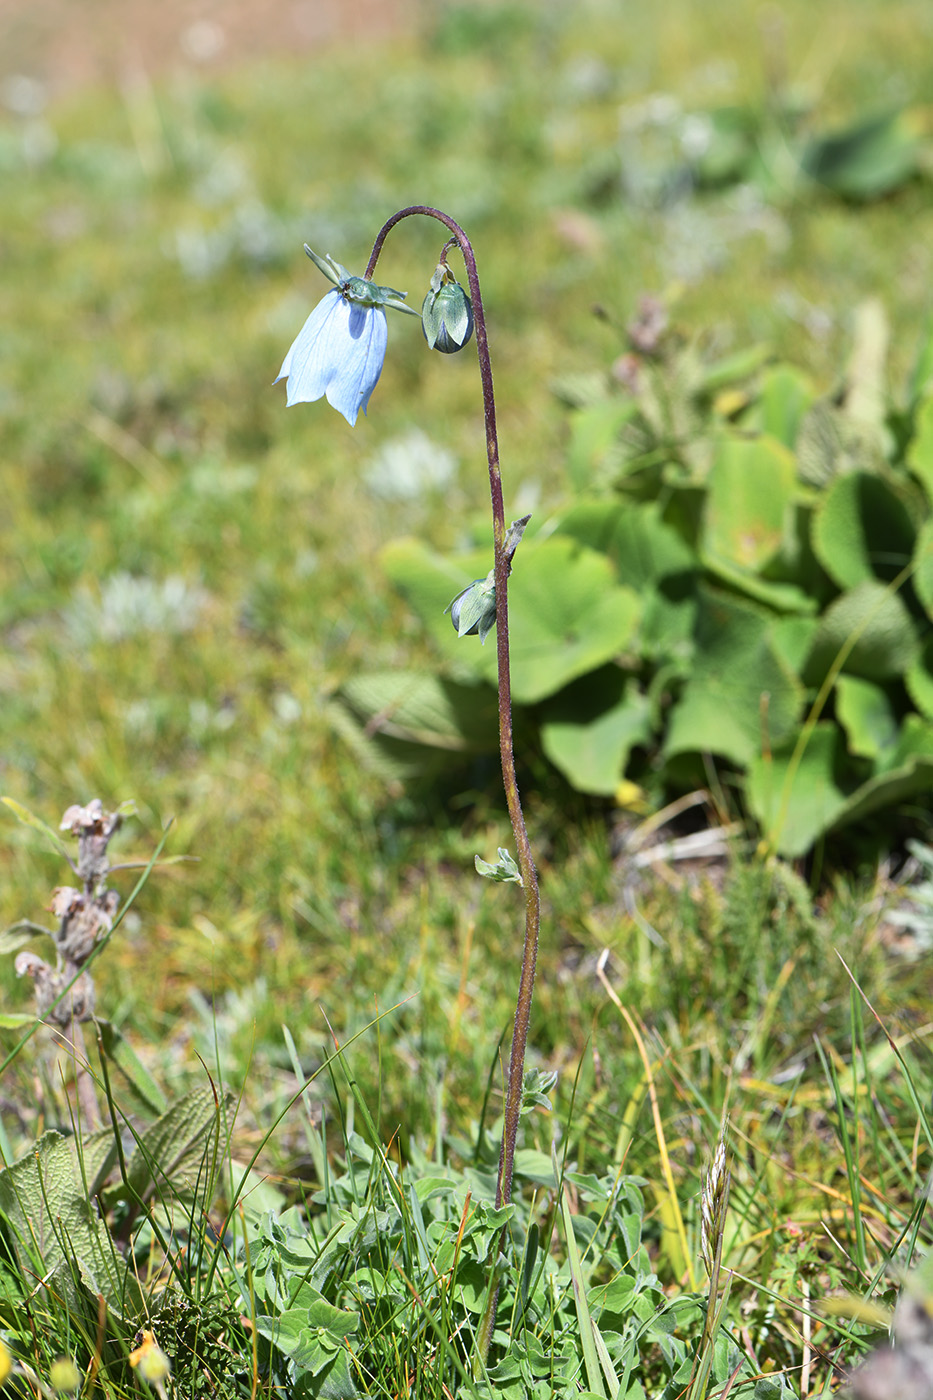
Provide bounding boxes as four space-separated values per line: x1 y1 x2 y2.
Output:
276 246 420 426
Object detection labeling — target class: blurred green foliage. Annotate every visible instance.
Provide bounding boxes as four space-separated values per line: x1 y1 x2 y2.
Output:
358 302 933 856
1 6 933 1389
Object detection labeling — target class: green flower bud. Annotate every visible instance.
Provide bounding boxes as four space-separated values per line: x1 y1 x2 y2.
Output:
422 262 474 354
447 571 496 643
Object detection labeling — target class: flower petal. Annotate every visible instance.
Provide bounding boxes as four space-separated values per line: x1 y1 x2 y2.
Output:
275 292 388 425
324 301 388 425
275 289 346 408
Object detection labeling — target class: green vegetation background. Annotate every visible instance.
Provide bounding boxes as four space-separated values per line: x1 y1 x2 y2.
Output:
2 3 933 1377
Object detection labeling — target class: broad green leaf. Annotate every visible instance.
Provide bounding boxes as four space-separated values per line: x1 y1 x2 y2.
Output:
501 538 640 702
559 503 697 658
911 516 933 619
383 536 640 704
835 676 899 759
339 671 497 751
797 400 886 487
539 670 651 796
812 471 917 589
306 1298 360 1340
751 718 933 855
566 398 638 491
746 363 815 448
907 394 933 501
702 434 798 574
75 1127 121 1200
513 1149 559 1187
800 108 923 200
699 555 814 614
771 615 819 675
558 500 694 589
0 1130 144 1320
906 637 933 720
804 579 918 683
833 718 933 829
747 724 850 857
664 588 802 767
554 498 626 556
124 1086 225 1202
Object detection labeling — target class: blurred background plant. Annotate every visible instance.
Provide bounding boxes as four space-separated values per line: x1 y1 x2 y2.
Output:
2 0 933 1393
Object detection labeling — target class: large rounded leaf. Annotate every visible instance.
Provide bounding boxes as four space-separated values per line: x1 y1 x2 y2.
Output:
906 393 933 502
747 724 850 857
834 675 898 760
911 516 933 619
906 635 933 720
750 717 933 856
750 364 815 449
702 434 798 574
559 501 697 659
503 537 641 703
381 535 640 704
539 669 651 796
803 579 918 684
664 587 802 768
812 471 916 589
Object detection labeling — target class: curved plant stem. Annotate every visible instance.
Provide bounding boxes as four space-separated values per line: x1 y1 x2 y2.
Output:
367 208 541 1359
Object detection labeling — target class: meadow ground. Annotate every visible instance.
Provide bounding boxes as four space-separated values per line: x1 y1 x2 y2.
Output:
2 1 933 1395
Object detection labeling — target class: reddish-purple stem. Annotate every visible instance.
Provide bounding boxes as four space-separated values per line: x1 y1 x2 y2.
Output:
367 207 541 1348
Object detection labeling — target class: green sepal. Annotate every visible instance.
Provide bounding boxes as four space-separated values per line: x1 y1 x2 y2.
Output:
303 245 421 316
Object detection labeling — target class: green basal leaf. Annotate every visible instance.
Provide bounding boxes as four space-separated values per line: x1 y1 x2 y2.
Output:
835 675 899 759
339 670 498 752
382 535 640 704
123 1085 227 1203
748 724 850 857
742 363 815 448
664 587 802 768
907 394 933 501
906 636 933 720
800 108 923 200
539 669 651 796
0 1131 145 1321
701 433 799 573
97 1018 167 1115
912 516 933 618
804 579 919 684
501 537 640 703
812 470 917 590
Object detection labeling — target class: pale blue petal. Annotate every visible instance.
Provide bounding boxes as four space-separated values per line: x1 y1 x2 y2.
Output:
324 301 388 426
275 291 388 426
275 290 345 407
